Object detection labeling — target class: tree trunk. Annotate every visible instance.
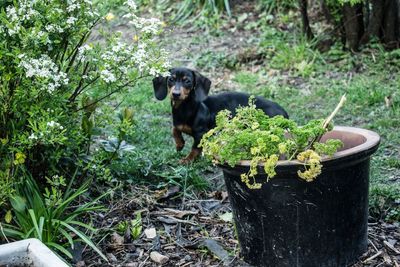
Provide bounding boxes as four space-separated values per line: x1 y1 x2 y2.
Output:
297 0 400 50
342 3 364 51
382 0 400 48
299 0 314 39
360 0 384 44
320 0 333 24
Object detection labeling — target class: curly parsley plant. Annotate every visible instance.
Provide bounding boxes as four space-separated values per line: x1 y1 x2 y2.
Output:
200 97 343 189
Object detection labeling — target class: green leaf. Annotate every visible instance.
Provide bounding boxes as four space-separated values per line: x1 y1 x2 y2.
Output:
28 209 42 241
130 213 142 240
47 242 73 259
5 210 12 223
69 220 96 232
58 227 74 250
0 223 24 239
58 221 108 262
10 196 26 213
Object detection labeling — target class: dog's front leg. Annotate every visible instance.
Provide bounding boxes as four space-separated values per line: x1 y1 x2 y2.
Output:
172 127 185 151
180 147 201 164
180 133 203 164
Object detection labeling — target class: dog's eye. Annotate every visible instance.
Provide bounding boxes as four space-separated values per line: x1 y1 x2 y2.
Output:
168 77 175 83
184 79 191 85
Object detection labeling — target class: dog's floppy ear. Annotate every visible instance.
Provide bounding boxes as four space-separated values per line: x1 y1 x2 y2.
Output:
193 71 211 102
152 76 168 100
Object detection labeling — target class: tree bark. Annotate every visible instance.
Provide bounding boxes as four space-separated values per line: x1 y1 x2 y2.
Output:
320 0 333 24
360 0 384 44
382 0 400 48
296 0 400 50
299 0 314 39
342 3 364 51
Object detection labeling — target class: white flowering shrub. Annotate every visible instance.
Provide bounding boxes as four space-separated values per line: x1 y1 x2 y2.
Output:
0 0 169 209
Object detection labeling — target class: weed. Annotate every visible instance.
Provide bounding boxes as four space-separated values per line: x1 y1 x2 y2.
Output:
369 185 400 222
196 51 239 70
233 72 259 86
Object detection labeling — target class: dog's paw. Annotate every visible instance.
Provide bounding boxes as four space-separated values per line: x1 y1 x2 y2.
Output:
179 158 191 164
179 156 195 164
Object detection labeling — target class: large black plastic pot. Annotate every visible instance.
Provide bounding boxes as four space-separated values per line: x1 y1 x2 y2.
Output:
220 126 380 267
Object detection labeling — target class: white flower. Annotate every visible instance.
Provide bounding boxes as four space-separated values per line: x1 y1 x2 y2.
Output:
100 69 116 83
19 54 69 93
47 121 61 128
45 24 64 33
66 17 78 26
67 3 80 12
77 44 93 61
6 6 18 22
28 133 38 140
129 15 162 34
125 0 137 10
111 42 125 53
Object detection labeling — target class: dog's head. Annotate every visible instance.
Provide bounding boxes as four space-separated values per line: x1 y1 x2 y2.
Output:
152 68 211 104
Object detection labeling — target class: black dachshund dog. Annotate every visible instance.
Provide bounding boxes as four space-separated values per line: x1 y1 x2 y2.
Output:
153 67 289 163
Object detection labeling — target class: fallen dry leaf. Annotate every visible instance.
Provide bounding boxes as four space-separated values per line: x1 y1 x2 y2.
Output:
164 208 198 218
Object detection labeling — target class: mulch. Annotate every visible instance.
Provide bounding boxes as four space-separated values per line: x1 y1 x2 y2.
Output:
78 182 400 267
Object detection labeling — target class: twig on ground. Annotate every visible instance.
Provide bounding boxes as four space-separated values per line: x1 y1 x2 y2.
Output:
363 250 383 263
138 255 149 267
369 238 379 252
384 240 400 254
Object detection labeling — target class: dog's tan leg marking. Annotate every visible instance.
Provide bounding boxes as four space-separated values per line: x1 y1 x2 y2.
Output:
176 124 192 135
180 148 201 164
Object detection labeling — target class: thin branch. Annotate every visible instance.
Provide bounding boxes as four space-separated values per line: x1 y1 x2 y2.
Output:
65 19 100 73
76 77 142 111
68 62 91 102
322 94 347 129
306 94 347 150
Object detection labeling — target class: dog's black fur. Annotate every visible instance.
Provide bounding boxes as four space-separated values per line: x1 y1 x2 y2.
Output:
153 67 289 163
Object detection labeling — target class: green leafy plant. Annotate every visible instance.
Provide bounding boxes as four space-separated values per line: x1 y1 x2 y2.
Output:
0 0 169 208
258 0 298 14
0 174 110 260
116 212 142 240
369 185 400 222
173 0 231 24
173 0 231 30
200 96 345 189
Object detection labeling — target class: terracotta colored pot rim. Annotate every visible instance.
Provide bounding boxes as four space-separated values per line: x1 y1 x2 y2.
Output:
236 126 380 167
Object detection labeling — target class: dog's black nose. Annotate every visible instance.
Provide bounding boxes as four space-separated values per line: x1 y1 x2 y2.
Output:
172 92 180 98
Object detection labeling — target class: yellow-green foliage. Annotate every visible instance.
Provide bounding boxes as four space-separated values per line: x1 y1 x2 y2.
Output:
200 97 343 189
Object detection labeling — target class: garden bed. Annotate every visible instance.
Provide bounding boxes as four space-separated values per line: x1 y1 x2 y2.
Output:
80 184 400 266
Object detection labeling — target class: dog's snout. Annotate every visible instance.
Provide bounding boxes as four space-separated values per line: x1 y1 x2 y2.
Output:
172 92 181 98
